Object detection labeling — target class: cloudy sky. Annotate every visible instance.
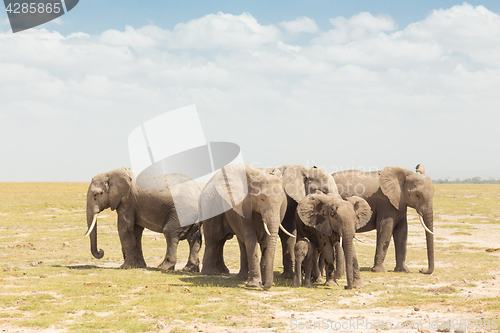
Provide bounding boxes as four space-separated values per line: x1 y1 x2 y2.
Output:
1 1 499 181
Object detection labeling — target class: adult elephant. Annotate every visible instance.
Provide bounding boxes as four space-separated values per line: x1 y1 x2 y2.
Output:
295 192 372 289
200 164 287 289
279 165 339 279
333 164 434 274
85 167 202 271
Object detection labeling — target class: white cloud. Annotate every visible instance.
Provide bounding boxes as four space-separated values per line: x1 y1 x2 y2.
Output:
92 12 282 50
167 12 281 49
278 17 319 33
314 12 397 44
1 6 500 181
402 3 500 67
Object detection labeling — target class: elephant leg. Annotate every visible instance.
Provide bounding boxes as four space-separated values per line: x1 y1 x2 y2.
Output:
321 244 336 287
183 229 202 272
312 249 322 283
200 215 231 275
133 225 147 268
280 231 296 279
158 217 180 271
304 246 314 288
372 215 395 272
117 211 140 269
393 217 410 273
293 254 304 287
243 232 261 288
334 242 345 280
236 238 249 281
280 200 297 280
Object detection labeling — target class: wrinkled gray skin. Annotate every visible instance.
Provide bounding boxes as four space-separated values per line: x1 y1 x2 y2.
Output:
86 167 202 271
200 165 287 289
279 165 339 280
333 164 434 274
293 237 315 288
296 192 372 289
199 214 234 275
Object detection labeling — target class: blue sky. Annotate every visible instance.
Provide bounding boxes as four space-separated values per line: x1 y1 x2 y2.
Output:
3 0 500 35
1 1 500 181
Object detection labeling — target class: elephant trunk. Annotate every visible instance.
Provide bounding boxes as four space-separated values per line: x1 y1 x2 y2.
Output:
342 231 355 289
262 212 280 290
420 210 434 274
86 198 104 259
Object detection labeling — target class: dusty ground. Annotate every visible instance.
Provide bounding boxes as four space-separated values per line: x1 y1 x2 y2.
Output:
2 216 498 333
1 203 499 333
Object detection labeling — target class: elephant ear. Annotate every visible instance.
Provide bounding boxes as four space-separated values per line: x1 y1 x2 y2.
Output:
282 165 306 203
346 196 372 230
415 164 426 174
108 167 132 211
379 166 412 210
213 164 251 219
297 193 332 236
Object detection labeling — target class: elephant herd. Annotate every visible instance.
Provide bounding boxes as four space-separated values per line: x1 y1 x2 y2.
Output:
85 163 435 290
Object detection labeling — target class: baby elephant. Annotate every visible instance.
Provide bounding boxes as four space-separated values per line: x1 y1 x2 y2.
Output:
293 237 316 287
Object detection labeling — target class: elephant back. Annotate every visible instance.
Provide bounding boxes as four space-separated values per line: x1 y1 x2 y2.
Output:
166 173 202 227
333 170 380 199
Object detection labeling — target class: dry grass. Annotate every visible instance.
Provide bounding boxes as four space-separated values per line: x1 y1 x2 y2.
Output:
0 183 499 332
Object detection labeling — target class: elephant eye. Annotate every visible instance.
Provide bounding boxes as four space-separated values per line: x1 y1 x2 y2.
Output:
416 194 420 198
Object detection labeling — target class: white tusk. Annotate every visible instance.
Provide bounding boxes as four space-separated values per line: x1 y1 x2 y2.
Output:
418 214 434 235
354 236 364 243
339 236 342 248
279 224 295 238
263 221 271 236
84 214 98 238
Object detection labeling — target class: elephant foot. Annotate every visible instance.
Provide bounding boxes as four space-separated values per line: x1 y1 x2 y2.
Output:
215 263 230 274
371 264 387 273
158 261 175 271
120 261 146 269
182 264 199 272
236 271 248 281
120 263 133 269
394 264 410 273
312 275 323 283
305 280 312 288
201 266 225 275
334 270 343 281
246 278 261 288
281 270 294 280
353 279 363 289
324 279 336 287
201 268 216 275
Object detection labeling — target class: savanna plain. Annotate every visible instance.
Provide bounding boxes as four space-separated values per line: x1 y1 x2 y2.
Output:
0 183 499 333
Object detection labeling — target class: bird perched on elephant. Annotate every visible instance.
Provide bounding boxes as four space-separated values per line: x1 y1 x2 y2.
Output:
333 164 434 274
278 165 341 280
85 167 202 272
199 164 289 289
296 192 372 289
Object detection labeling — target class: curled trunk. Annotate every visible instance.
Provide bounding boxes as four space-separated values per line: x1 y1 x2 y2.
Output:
420 210 434 274
87 201 104 259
